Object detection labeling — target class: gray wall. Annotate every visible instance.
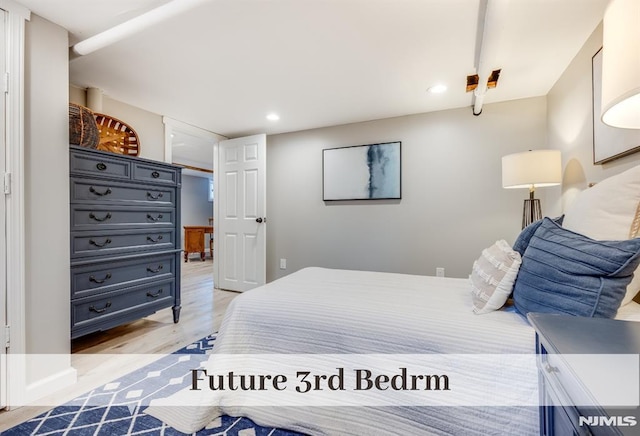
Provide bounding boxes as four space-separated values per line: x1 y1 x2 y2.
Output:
101 96 165 162
69 86 165 162
546 22 640 216
181 175 213 248
24 15 70 380
266 97 547 282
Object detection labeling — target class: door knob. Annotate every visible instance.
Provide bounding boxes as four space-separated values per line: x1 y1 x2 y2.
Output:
256 217 266 223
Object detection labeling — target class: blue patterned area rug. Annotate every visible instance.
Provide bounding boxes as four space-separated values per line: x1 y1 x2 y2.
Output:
4 334 302 436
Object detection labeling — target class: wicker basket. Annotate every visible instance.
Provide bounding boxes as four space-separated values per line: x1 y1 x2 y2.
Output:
94 113 140 156
69 103 99 149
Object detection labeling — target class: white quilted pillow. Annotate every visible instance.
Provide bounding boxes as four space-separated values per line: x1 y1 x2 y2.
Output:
470 240 522 314
563 164 640 306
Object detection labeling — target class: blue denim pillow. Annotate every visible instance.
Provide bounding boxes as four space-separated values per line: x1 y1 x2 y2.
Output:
512 215 564 256
513 217 640 318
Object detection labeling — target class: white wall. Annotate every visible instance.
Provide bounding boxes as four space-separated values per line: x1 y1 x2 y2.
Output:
181 175 213 249
24 15 71 382
546 22 640 216
69 84 85 108
266 97 547 282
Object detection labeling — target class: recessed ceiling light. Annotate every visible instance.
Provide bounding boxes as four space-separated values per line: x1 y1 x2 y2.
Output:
266 113 280 121
427 84 447 94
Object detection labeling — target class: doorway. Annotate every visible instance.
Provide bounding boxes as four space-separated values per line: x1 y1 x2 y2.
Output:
0 3 29 409
162 117 223 271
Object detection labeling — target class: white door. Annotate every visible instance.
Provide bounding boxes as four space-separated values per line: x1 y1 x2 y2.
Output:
0 8 7 410
216 134 266 292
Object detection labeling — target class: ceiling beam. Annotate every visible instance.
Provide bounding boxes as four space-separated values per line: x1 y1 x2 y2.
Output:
472 0 508 116
71 0 208 57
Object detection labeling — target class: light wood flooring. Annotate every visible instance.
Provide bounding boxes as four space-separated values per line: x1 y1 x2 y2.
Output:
0 257 239 431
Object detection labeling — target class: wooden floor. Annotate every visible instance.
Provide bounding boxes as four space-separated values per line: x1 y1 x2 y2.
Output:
0 257 239 431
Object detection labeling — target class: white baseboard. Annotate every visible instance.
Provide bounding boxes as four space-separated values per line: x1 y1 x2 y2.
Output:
25 366 77 405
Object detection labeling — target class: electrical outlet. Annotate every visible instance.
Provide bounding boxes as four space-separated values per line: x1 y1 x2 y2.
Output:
436 267 445 277
280 258 287 270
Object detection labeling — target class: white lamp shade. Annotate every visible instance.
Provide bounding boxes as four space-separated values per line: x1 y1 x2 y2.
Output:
502 150 562 189
601 0 640 129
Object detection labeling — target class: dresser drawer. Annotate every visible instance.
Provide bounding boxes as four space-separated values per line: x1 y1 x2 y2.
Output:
71 253 176 299
71 280 175 327
71 178 176 206
133 162 179 185
71 206 175 231
541 370 593 436
71 229 176 259
70 150 131 180
550 406 587 436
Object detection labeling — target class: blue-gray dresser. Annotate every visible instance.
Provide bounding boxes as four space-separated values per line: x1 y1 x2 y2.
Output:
529 313 640 436
70 145 182 339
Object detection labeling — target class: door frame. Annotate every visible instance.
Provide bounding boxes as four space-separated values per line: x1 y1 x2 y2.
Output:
0 0 30 409
162 116 227 285
162 116 226 166
0 4 6 411
213 139 219 285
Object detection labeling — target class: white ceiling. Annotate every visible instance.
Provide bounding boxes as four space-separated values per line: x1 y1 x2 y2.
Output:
22 0 608 138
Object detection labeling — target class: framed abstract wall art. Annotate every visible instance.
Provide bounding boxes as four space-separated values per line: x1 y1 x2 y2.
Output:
323 141 401 201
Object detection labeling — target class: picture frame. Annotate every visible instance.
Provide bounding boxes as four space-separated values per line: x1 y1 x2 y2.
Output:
592 47 640 164
323 141 401 201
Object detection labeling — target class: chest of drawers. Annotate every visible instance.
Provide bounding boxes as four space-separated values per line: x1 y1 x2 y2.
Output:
70 146 182 339
529 313 640 436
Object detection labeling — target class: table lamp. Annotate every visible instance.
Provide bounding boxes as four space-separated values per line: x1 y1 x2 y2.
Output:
502 150 562 229
601 0 640 129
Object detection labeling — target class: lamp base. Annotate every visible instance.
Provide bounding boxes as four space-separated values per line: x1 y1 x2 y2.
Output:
522 198 542 229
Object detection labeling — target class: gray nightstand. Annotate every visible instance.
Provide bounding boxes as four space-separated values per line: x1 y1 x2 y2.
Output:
528 313 640 436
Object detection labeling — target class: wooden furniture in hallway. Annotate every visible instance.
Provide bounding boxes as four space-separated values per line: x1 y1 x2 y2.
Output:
183 225 214 261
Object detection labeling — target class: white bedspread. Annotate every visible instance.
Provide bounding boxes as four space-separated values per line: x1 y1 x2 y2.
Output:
147 267 540 435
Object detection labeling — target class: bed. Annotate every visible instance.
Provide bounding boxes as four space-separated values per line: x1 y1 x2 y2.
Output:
146 267 640 435
147 164 640 435
148 267 540 435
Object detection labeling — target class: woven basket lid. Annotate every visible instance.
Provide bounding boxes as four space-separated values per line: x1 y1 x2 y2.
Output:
69 103 100 149
94 113 140 156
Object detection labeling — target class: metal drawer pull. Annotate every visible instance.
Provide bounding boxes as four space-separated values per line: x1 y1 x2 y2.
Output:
146 289 164 298
151 171 160 178
147 191 163 200
147 213 163 222
89 187 112 196
147 265 164 273
89 273 112 284
96 162 108 171
89 301 112 313
89 238 112 248
147 235 163 243
89 212 112 222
